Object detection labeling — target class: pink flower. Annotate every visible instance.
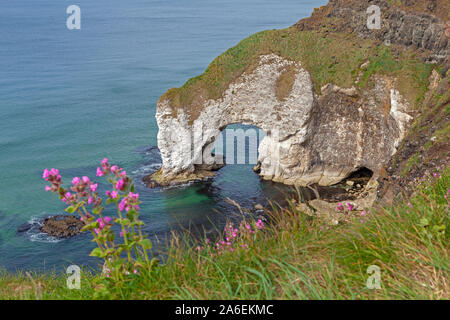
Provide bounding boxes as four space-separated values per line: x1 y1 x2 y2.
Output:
82 176 90 184
88 196 93 205
45 186 52 192
118 192 140 212
347 203 354 211
62 192 72 203
96 167 104 177
133 269 137 274
256 219 264 230
80 213 92 222
72 177 81 185
101 158 108 166
95 216 112 234
43 169 49 180
360 210 367 217
106 190 118 199
119 198 126 211
116 179 125 190
89 183 98 192
111 165 119 174
336 203 345 211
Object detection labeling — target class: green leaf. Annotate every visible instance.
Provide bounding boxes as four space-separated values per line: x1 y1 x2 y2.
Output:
65 206 75 213
89 248 105 258
117 218 130 226
140 239 152 249
81 225 92 232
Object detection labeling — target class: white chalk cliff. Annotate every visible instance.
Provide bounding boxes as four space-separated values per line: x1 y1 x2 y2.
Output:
153 53 413 187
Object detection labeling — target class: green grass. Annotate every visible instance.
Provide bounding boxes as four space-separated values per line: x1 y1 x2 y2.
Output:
401 153 420 176
2 169 448 300
162 27 435 123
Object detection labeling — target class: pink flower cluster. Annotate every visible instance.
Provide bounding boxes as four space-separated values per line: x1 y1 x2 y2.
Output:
210 219 265 255
96 158 110 177
359 210 370 223
43 168 100 208
43 168 62 193
95 216 113 234
99 158 132 201
119 192 141 212
97 158 129 185
255 219 264 230
336 202 354 214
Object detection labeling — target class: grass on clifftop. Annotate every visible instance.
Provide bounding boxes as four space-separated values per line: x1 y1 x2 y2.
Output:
2 169 448 300
163 27 435 123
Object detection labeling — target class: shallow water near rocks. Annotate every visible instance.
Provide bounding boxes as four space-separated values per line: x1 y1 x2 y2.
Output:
0 0 327 272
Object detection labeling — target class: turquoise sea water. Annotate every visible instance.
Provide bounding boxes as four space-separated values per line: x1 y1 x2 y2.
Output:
0 0 326 272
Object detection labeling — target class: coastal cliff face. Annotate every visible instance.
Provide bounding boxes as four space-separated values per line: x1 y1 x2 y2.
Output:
296 0 449 65
150 0 449 191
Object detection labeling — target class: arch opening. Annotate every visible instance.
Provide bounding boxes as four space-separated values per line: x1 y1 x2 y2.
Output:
197 123 266 171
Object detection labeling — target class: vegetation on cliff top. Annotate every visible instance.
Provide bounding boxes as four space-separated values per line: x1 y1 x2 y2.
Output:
162 27 436 123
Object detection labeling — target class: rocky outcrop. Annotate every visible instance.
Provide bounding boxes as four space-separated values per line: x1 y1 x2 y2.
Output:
296 0 449 66
40 215 84 238
152 53 413 187
149 0 447 194
378 70 449 202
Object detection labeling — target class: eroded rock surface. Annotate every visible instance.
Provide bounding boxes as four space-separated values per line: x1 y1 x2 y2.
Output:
40 215 84 239
296 0 449 66
148 0 448 213
153 54 413 188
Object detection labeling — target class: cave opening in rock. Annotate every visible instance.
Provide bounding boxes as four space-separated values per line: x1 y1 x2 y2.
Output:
346 167 374 182
303 167 375 203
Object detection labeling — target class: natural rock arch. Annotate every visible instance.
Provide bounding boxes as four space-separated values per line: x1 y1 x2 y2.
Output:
151 53 412 187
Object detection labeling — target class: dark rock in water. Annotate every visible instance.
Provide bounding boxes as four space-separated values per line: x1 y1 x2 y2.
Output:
17 223 33 233
253 163 261 174
143 177 160 189
195 153 226 172
40 215 84 238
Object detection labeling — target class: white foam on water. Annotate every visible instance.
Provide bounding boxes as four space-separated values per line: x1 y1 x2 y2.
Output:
25 215 64 243
132 163 162 175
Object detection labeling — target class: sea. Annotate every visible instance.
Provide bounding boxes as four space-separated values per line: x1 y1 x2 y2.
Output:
0 0 326 272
